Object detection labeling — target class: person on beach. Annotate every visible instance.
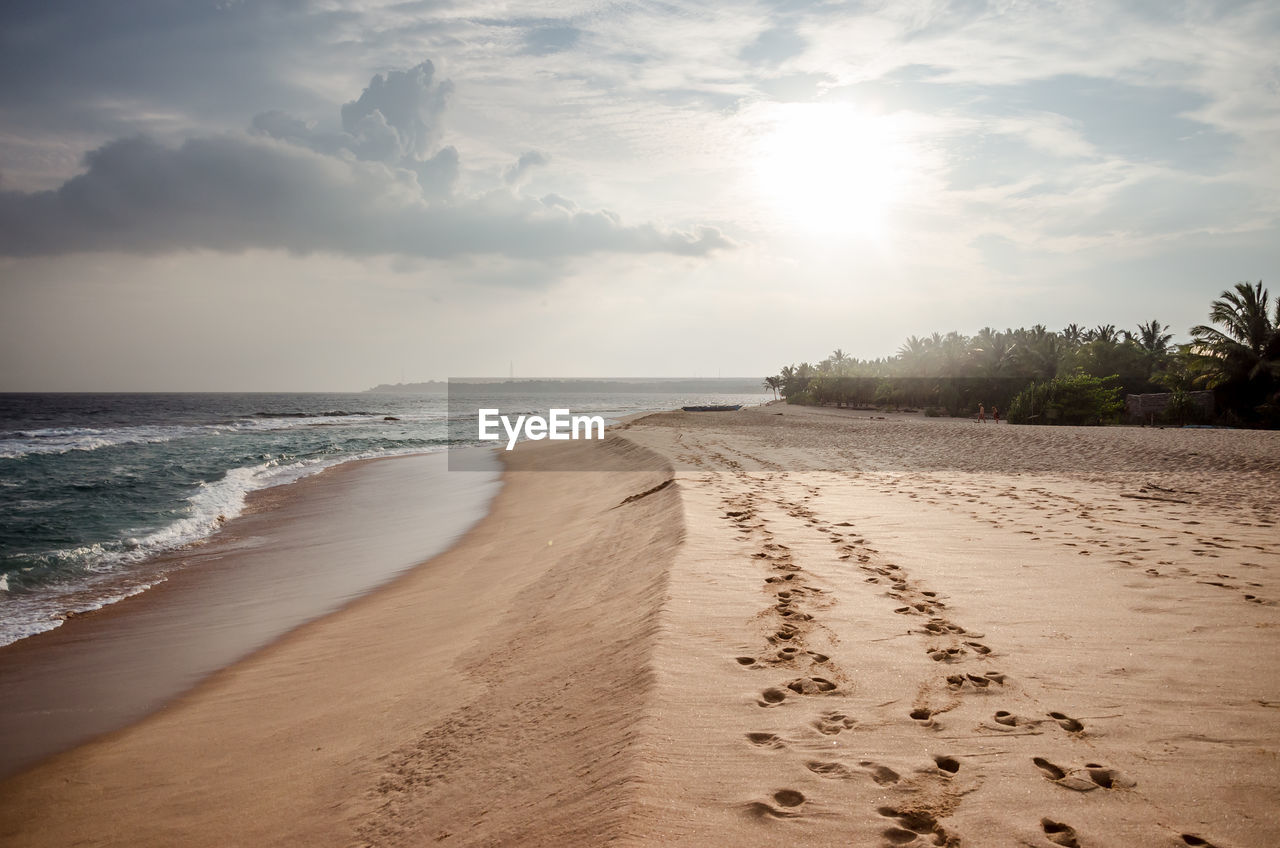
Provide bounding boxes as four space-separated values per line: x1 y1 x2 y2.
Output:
978 403 986 422
993 406 1000 424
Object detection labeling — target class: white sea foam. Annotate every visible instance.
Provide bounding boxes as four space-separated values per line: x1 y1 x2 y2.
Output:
0 444 445 647
0 577 162 646
0 414 427 459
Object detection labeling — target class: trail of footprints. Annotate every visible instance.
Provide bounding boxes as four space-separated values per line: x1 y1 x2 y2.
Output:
872 473 1277 608
719 475 977 844
664 436 1242 845
712 468 1179 847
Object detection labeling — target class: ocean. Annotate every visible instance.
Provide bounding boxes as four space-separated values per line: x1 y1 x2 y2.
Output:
0 390 767 646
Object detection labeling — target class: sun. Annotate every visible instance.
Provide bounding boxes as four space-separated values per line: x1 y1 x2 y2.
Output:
751 103 916 239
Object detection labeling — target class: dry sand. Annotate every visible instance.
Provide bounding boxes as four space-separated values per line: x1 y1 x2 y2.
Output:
2 406 1278 847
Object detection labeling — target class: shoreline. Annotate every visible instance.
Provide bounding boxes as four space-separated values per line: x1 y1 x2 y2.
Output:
0 442 462 649
0 448 502 779
0 400 728 778
0 431 680 847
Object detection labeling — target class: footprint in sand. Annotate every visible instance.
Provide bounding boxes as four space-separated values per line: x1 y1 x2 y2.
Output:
744 789 807 819
1033 757 1134 791
927 647 965 663
1080 762 1134 789
1041 818 1080 847
1033 757 1074 783
877 806 949 844
933 755 960 774
860 762 901 785
787 676 838 695
1048 711 1084 732
948 671 1004 689
745 732 786 749
812 711 856 735
992 710 1020 727
806 760 855 779
758 687 788 707
770 625 799 643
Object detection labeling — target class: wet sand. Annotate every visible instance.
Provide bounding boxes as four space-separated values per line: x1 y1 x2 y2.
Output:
0 450 500 779
2 407 1278 847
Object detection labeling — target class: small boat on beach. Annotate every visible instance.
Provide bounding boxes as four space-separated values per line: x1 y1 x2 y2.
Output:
681 404 742 412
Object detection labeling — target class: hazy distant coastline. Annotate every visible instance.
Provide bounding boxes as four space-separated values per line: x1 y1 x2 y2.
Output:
366 378 766 394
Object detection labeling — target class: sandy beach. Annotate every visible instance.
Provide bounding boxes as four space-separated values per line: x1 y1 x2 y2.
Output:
2 406 1278 847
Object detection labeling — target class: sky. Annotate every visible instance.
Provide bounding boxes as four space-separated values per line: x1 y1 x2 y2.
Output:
1 0 1277 391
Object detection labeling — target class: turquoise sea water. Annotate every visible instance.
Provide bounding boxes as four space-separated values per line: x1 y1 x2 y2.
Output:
0 391 766 645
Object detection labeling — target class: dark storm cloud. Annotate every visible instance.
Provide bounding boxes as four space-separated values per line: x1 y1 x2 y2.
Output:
0 60 730 260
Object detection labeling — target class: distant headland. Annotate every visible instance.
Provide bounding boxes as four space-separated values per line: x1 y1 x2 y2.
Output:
365 378 767 394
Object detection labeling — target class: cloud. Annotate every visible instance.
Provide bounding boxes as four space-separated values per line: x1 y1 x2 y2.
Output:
0 134 729 260
504 150 548 186
740 26 808 66
0 60 730 261
339 61 452 161
541 193 577 212
523 25 581 56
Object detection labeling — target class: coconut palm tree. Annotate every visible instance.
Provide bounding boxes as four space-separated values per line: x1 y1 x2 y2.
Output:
764 376 782 400
971 328 1016 378
1191 281 1279 386
897 336 930 375
1014 325 1063 381
1134 319 1174 380
1085 324 1119 344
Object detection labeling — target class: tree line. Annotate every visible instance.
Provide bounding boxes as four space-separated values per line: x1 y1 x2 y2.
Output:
766 281 1280 427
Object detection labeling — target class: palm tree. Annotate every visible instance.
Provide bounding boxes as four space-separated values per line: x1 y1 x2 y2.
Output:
763 376 782 400
1015 325 1062 381
971 328 1015 378
1061 324 1085 347
897 336 929 375
1134 319 1174 380
937 331 971 377
1191 281 1279 386
1085 324 1118 344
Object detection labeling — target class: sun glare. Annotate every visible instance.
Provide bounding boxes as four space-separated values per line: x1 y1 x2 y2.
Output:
752 103 917 240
